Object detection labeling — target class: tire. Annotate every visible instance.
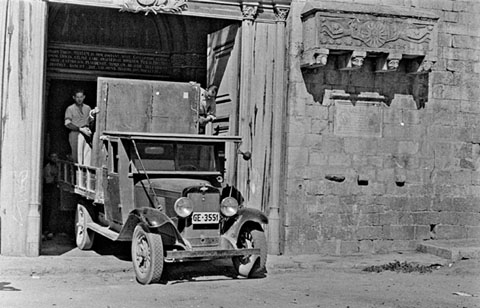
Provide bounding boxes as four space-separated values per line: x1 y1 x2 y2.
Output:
232 228 267 278
131 225 164 285
75 204 95 250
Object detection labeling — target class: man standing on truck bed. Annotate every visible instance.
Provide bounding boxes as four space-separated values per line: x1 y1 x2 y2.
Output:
198 84 218 134
64 88 97 164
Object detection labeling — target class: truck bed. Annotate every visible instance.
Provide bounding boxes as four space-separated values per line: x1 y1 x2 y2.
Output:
57 160 104 203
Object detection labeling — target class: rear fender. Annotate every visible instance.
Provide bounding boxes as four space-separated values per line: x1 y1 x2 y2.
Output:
221 208 268 248
118 208 187 247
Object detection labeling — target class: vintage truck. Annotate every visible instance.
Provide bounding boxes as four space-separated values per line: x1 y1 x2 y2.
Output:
57 78 268 284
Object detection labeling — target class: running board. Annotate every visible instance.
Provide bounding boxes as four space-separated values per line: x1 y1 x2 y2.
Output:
165 248 260 259
87 222 120 241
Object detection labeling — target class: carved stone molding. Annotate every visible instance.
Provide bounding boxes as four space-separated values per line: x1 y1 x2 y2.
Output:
318 17 434 50
300 2 438 69
242 2 259 20
121 0 188 15
274 5 290 22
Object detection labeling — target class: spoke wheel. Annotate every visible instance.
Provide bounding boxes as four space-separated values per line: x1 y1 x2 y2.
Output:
131 225 164 285
75 204 95 250
232 228 267 278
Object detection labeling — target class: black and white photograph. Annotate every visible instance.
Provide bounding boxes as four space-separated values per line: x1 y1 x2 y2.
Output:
0 0 479 307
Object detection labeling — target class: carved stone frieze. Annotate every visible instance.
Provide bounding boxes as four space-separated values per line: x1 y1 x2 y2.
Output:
319 17 433 50
121 0 188 15
301 3 438 68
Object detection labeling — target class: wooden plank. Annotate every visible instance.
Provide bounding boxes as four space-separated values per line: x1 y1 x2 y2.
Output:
207 24 241 184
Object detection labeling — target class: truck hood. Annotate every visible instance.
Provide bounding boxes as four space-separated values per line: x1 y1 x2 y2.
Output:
136 178 212 193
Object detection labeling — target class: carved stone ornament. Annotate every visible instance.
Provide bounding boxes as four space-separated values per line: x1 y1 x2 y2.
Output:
319 18 433 49
274 6 290 22
121 0 188 15
242 4 258 20
301 3 439 61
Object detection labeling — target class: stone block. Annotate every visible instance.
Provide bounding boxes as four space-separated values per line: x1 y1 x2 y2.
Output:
311 119 329 134
415 226 431 240
383 109 401 124
306 105 329 120
287 146 309 167
453 35 480 49
451 170 473 185
391 240 418 251
443 11 459 22
407 196 431 211
305 179 327 196
376 139 398 154
456 212 480 226
328 153 351 167
355 226 383 240
357 214 379 226
339 240 360 255
431 196 453 212
372 240 394 254
435 225 467 239
358 240 374 253
398 213 414 225
287 133 307 147
412 212 440 225
383 225 415 240
377 212 398 225
390 95 417 110
466 226 480 238
308 151 327 166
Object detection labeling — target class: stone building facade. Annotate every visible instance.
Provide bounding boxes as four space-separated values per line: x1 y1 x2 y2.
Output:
284 0 480 254
1 0 479 257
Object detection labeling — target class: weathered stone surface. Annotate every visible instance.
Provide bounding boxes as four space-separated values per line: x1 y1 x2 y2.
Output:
284 0 480 255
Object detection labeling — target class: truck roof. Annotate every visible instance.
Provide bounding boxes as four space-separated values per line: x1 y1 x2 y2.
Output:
102 131 243 143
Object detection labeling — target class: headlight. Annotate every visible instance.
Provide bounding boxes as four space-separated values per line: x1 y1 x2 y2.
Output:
174 197 194 218
216 175 224 183
220 197 238 217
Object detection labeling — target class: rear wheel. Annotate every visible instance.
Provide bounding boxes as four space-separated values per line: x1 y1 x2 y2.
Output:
232 227 267 278
75 204 95 250
131 225 164 284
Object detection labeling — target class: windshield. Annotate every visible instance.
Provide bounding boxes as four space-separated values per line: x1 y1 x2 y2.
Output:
131 141 222 172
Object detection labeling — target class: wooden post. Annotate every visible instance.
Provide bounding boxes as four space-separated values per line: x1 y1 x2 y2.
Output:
0 0 47 256
268 5 289 255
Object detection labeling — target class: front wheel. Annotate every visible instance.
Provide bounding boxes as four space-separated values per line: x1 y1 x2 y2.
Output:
232 228 267 278
131 225 164 284
75 204 95 250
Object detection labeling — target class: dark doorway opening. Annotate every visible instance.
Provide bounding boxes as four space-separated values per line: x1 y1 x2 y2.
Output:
42 3 238 254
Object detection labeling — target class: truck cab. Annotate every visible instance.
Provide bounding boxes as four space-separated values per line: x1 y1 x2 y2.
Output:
59 78 268 284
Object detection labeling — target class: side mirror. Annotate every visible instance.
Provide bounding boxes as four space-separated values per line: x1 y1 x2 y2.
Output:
238 151 251 161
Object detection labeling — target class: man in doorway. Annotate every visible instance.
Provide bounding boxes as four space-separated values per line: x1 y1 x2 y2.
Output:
42 152 59 240
199 84 218 134
64 88 97 164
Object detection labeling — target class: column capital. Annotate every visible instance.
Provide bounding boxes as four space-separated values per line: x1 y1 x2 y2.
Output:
241 2 259 20
274 4 290 22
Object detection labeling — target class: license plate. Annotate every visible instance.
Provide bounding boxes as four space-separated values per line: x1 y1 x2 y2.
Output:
192 212 220 224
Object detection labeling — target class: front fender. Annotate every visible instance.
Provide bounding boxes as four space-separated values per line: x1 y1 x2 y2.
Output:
222 208 268 248
118 208 186 247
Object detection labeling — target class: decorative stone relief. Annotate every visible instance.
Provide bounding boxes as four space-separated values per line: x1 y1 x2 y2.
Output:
121 0 188 14
274 5 290 22
323 90 386 138
242 3 259 20
319 18 433 50
300 3 438 69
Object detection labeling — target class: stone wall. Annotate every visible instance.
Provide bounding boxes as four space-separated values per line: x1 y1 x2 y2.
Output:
284 0 480 255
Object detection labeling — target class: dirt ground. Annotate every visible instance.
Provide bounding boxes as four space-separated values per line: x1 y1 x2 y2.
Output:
1 249 479 308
